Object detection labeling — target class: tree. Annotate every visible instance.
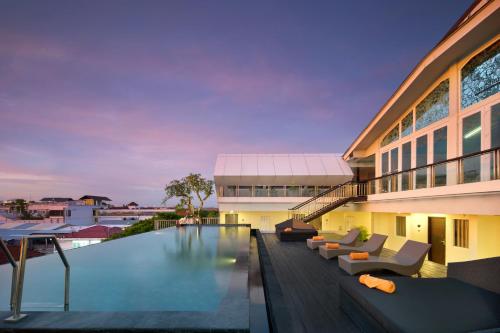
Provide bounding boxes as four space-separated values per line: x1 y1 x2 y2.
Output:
163 173 214 221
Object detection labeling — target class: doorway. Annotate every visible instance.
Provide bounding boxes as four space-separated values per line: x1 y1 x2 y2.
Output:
226 214 239 224
428 217 446 265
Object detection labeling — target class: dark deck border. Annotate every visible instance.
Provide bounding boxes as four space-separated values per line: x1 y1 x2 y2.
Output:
0 225 252 333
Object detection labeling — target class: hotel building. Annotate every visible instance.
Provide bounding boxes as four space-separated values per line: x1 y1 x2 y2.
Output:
215 0 500 265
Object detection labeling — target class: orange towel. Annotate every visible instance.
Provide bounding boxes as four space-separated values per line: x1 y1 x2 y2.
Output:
284 227 292 232
326 242 340 249
349 252 369 260
312 236 325 241
359 274 396 294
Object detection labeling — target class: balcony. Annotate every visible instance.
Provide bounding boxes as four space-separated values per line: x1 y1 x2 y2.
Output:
366 147 500 198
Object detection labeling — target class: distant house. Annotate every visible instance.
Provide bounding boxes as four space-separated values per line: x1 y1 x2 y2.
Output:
40 197 73 203
58 225 123 250
127 202 139 210
28 201 98 225
79 195 112 208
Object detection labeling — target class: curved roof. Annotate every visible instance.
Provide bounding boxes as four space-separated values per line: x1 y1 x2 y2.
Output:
214 154 353 186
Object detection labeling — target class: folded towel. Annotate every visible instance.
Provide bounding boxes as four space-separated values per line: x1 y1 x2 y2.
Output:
284 227 293 232
359 274 396 294
326 242 340 249
349 252 369 260
312 236 324 241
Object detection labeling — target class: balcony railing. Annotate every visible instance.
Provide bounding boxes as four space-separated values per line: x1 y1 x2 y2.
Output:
154 217 220 230
367 147 500 195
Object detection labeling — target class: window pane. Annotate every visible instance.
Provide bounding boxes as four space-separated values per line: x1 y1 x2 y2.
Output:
402 142 411 191
416 135 428 188
238 186 252 197
415 80 449 130
286 186 300 197
492 104 500 149
254 186 269 197
224 185 237 197
318 186 330 194
381 152 389 192
390 148 398 172
381 125 399 147
270 186 285 197
433 127 447 187
401 112 413 137
461 41 500 109
462 112 481 183
301 186 315 197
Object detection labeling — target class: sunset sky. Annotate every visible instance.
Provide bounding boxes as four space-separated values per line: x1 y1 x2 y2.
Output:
0 0 472 206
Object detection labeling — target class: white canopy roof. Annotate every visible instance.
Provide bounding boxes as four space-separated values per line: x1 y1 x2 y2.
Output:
214 154 353 186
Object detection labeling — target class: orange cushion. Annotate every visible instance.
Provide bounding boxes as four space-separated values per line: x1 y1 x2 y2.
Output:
312 236 324 241
349 252 369 260
284 227 293 232
326 242 340 249
359 274 396 294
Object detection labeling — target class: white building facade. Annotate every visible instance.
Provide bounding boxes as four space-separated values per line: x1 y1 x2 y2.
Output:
215 1 500 266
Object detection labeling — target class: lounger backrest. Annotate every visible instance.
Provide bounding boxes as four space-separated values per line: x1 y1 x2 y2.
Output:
395 240 431 266
360 233 388 253
342 228 360 244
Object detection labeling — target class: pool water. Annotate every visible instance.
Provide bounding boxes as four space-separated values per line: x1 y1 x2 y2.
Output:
0 226 250 312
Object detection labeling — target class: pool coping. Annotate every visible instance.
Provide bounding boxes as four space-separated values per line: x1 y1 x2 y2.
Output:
0 225 252 333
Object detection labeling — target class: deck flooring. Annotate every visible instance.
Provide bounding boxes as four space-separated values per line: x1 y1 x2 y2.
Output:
259 233 447 333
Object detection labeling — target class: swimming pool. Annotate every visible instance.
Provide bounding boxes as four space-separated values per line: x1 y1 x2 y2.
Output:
0 226 250 312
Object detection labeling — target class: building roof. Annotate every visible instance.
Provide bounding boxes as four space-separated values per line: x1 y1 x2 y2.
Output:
214 154 353 186
40 197 74 202
343 0 499 158
60 225 122 239
79 195 111 201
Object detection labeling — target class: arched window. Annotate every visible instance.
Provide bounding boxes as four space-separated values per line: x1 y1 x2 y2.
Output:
461 40 500 109
415 79 449 130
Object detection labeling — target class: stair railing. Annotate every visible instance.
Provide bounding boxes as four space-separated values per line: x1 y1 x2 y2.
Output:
290 182 367 223
4 235 70 323
0 238 17 311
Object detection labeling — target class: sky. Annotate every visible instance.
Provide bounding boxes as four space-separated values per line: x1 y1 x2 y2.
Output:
0 0 472 206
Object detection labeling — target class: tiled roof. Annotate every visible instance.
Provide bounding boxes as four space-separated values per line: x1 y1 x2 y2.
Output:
60 225 122 239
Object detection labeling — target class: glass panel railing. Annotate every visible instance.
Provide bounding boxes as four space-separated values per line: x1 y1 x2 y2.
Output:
367 147 499 195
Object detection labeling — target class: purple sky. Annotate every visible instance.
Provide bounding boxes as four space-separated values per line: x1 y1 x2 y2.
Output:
0 0 472 206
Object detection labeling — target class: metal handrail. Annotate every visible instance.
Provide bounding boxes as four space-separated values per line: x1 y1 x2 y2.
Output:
0 238 18 311
5 235 70 323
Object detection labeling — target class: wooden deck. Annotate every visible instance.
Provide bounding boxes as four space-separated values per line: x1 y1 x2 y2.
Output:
258 233 447 333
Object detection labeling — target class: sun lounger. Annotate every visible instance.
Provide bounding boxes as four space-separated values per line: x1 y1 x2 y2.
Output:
338 240 431 277
306 228 360 249
339 257 500 333
275 219 317 242
319 233 387 259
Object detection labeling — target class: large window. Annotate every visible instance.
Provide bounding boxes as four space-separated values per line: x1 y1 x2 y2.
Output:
255 186 269 197
238 186 252 197
416 135 428 188
401 112 413 137
390 147 398 191
402 142 412 191
270 186 285 197
286 186 300 197
301 186 315 197
381 151 389 192
224 185 237 197
381 125 399 147
433 127 447 186
415 79 449 131
462 112 482 183
461 40 500 109
492 104 500 149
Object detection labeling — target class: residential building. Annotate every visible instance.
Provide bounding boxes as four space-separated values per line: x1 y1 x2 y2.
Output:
27 200 98 225
79 195 111 208
215 0 500 265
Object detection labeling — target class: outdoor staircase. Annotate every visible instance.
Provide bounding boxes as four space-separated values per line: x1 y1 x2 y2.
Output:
289 181 367 223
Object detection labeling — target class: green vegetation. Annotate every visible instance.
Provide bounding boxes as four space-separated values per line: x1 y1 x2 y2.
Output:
163 173 214 220
356 225 370 242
